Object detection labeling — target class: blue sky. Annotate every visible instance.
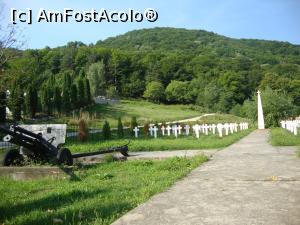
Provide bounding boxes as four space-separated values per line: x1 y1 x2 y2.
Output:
1 0 300 49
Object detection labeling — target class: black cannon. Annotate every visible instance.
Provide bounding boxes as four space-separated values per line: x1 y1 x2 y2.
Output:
0 125 129 166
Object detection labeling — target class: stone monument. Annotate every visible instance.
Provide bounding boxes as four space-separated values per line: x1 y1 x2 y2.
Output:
257 90 265 129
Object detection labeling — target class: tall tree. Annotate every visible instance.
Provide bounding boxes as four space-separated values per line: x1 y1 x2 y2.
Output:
53 86 62 114
8 83 24 121
77 78 85 107
87 60 106 97
84 78 92 103
0 91 6 123
70 84 78 109
25 83 38 118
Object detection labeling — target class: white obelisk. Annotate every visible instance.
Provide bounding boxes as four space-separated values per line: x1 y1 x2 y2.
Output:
257 90 265 129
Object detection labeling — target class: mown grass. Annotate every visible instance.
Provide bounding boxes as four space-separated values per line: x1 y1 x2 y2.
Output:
0 156 208 225
66 129 253 153
42 100 203 127
199 113 251 124
270 128 300 146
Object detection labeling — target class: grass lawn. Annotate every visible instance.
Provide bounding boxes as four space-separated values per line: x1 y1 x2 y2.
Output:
66 129 253 153
0 156 208 225
43 100 203 127
270 128 300 146
270 128 300 157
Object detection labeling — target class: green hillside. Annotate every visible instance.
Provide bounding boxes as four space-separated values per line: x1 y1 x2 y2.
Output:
1 27 299 125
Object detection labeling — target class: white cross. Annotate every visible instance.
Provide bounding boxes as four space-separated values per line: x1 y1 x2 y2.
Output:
184 125 190 136
193 124 200 139
203 124 209 135
224 123 229 135
229 123 234 134
161 126 166 136
239 123 243 130
133 127 139 138
293 122 298 136
217 123 223 137
172 125 178 138
234 123 238 132
178 125 182 135
211 124 216 135
149 127 154 136
153 126 158 138
166 125 172 136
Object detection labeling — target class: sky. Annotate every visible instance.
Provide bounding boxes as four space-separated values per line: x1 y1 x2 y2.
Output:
1 0 300 49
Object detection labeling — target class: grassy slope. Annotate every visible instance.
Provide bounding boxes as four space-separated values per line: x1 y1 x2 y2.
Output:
50 100 202 127
66 129 253 153
270 128 300 146
0 156 208 225
270 128 300 157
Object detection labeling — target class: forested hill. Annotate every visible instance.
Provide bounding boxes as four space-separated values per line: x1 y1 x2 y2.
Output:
97 27 300 57
2 27 300 123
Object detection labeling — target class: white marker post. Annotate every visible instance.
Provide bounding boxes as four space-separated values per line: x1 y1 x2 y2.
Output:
166 125 172 136
185 125 190 136
161 126 166 136
153 126 158 138
133 127 139 138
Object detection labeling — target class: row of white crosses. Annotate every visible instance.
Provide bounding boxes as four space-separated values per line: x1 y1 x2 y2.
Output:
280 120 300 136
192 123 248 138
133 122 249 138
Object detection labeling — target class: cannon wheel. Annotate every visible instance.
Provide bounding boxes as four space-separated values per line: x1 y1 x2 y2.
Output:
1 149 24 166
57 148 73 166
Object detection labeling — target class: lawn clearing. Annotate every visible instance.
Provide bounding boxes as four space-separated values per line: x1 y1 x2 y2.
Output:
270 128 300 146
44 100 203 127
66 129 253 153
0 156 208 225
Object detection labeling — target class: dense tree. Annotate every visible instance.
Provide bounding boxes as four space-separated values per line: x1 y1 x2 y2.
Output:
165 80 190 103
143 81 165 103
84 78 92 103
87 61 106 97
77 78 85 107
8 83 24 121
25 84 38 118
70 84 78 109
53 86 62 114
41 85 53 115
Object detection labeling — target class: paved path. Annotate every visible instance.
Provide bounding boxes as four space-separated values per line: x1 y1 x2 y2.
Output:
75 150 218 164
112 130 300 225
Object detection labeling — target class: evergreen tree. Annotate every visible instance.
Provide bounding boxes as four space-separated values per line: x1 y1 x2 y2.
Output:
78 78 85 107
84 78 92 103
0 91 6 123
62 87 71 114
63 72 72 89
25 84 38 118
70 84 78 109
53 86 62 114
117 117 124 138
130 116 138 136
9 84 24 121
102 120 111 140
41 85 53 115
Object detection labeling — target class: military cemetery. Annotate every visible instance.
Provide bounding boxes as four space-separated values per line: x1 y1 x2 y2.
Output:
0 1 300 225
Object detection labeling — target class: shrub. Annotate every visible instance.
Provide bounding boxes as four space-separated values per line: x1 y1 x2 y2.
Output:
143 122 150 136
130 116 138 136
117 117 124 138
78 119 89 142
102 120 111 140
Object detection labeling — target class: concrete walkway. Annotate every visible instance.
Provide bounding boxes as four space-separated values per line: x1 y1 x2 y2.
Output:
112 130 300 225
